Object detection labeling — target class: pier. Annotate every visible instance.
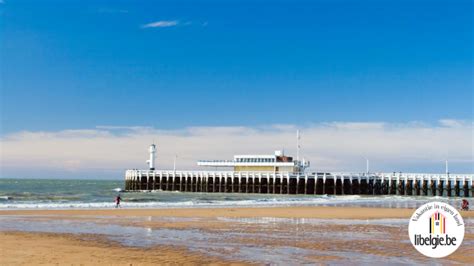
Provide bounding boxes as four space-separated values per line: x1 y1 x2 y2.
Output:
125 144 474 197
125 170 474 197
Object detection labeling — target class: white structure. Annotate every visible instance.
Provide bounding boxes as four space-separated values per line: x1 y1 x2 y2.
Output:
296 129 300 161
146 144 156 170
197 150 310 173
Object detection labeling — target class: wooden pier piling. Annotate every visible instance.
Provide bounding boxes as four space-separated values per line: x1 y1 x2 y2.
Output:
447 181 452 197
422 180 428 196
406 180 413 196
464 181 469 197
389 180 397 195
454 181 460 197
437 180 443 196
414 180 420 196
430 180 436 196
398 180 405 195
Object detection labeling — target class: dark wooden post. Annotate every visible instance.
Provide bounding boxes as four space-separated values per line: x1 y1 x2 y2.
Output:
463 181 469 197
437 180 444 196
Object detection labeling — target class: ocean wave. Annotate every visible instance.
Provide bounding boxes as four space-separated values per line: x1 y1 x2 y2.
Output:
0 196 13 201
0 194 461 210
0 191 85 201
0 188 465 210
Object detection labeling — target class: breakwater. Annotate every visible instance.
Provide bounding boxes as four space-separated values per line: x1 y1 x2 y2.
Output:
125 170 474 197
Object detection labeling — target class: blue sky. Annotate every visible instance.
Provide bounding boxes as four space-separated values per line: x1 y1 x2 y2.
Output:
1 0 472 134
0 0 473 177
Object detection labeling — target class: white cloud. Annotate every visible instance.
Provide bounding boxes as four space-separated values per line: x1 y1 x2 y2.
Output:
142 20 179 28
1 120 473 178
438 119 467 128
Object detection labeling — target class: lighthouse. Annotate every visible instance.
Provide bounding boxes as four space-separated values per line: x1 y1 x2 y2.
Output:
146 144 156 170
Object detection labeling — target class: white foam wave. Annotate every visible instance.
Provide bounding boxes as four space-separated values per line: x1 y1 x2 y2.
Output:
0 196 13 200
0 195 462 210
0 196 344 209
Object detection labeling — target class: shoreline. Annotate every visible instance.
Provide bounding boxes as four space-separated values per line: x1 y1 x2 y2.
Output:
2 206 474 219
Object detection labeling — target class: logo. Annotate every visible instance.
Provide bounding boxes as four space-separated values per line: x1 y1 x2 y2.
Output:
409 202 465 258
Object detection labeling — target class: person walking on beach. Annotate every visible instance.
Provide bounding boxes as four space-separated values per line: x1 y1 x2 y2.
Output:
115 195 121 208
461 199 469 211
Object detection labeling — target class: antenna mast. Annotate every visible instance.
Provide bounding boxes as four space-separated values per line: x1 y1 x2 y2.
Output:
173 154 178 172
296 130 300 161
366 158 369 175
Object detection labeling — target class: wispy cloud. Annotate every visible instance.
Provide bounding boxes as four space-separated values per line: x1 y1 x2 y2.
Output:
142 20 179 28
1 120 473 178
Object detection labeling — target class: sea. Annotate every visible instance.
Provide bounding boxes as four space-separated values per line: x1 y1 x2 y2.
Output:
0 178 468 210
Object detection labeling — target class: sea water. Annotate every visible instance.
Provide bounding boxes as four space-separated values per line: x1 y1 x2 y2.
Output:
0 178 467 210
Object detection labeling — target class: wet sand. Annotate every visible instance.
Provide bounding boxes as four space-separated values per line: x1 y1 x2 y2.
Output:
1 206 473 265
4 205 474 219
0 231 244 265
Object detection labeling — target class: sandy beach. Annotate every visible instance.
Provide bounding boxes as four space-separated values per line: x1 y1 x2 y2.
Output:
4 205 474 219
1 206 473 265
0 206 425 218
0 231 244 265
